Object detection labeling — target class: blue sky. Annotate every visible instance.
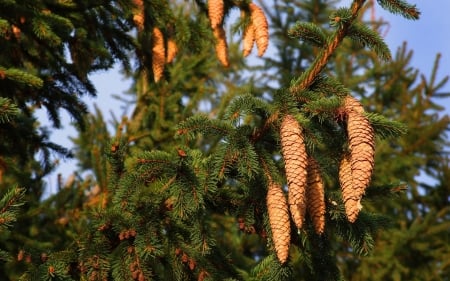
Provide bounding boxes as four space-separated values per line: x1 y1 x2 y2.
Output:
41 0 450 194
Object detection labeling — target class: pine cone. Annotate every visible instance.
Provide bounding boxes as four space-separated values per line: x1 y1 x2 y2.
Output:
208 0 224 28
242 21 255 57
306 157 326 234
342 95 375 222
280 115 308 230
132 0 144 31
166 38 178 63
213 27 229 67
249 3 269 57
267 182 290 264
152 27 165 82
339 153 361 223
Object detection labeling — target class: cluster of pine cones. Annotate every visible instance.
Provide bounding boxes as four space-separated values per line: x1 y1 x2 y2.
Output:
268 95 375 263
132 0 178 82
208 0 269 66
131 0 269 82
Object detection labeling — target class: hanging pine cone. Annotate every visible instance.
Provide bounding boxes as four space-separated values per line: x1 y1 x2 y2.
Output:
242 20 255 57
280 114 308 230
208 0 224 28
132 0 144 31
152 27 165 82
267 181 290 264
306 157 326 234
339 153 361 222
249 3 269 57
213 27 229 67
342 95 375 222
166 38 178 63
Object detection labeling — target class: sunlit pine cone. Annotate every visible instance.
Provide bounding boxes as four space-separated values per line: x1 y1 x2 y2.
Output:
242 16 255 57
213 27 229 67
208 0 224 28
266 181 290 264
249 3 269 57
132 0 144 31
152 27 165 82
343 95 375 221
280 114 308 230
166 37 178 63
306 156 326 234
339 153 361 222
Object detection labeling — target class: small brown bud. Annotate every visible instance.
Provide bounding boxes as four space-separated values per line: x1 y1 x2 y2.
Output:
188 258 196 270
17 250 24 261
181 252 189 263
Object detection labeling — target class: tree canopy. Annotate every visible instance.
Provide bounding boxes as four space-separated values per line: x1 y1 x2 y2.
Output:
0 0 449 280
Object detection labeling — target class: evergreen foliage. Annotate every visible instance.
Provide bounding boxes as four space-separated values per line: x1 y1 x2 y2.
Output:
0 0 449 280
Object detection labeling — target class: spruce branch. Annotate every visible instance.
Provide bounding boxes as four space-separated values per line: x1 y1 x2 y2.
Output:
251 110 280 143
288 22 327 48
0 97 19 123
348 22 392 61
223 94 273 123
289 0 366 95
365 112 407 139
0 187 25 229
176 114 234 141
0 67 44 88
376 0 420 20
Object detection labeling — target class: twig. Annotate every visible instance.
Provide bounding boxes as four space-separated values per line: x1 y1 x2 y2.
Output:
290 0 366 94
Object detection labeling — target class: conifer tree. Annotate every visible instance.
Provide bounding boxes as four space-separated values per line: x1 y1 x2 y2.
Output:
0 0 133 278
254 1 449 279
1 0 449 281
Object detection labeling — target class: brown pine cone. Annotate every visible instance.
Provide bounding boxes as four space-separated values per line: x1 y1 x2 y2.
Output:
132 0 144 31
152 27 165 82
249 3 269 57
267 182 290 264
342 95 375 222
339 153 361 223
306 157 326 234
242 21 255 57
213 27 229 67
208 0 224 28
166 38 178 63
280 115 308 230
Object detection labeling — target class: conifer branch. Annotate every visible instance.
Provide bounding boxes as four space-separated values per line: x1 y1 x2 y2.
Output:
376 0 420 20
289 0 366 95
250 110 279 143
348 22 392 61
0 97 19 123
288 22 327 47
0 187 25 229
